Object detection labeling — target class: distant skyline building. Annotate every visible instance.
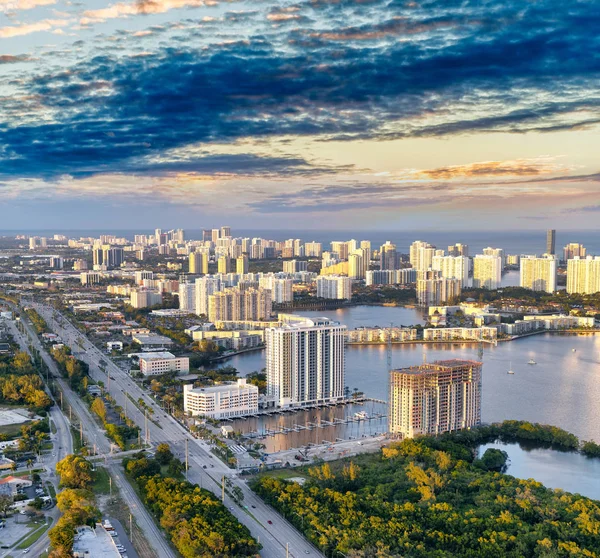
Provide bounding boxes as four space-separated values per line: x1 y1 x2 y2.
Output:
563 243 587 261
194 276 222 317
520 254 557 292
379 241 398 271
417 271 461 306
189 251 208 275
447 243 469 257
567 256 600 294
178 281 196 313
546 229 556 255
316 275 352 300
218 255 231 274
265 315 346 408
410 240 437 271
236 254 249 275
431 255 470 287
389 359 482 439
472 254 502 290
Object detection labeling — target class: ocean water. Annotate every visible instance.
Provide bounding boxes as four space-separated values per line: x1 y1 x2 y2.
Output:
1 229 598 256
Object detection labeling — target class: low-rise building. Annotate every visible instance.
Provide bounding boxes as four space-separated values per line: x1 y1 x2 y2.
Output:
184 379 259 419
346 327 418 343
132 334 173 350
72 525 121 558
423 327 497 342
139 352 189 376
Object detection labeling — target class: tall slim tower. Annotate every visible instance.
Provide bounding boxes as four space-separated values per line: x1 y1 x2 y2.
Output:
546 229 556 255
266 315 346 408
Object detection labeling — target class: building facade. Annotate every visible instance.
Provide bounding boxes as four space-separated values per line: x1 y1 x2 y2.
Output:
520 255 557 292
473 255 502 290
184 379 259 419
265 316 346 408
567 256 600 294
389 359 482 439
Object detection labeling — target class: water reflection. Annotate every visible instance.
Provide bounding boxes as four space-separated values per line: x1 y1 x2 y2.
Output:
232 402 388 453
479 441 600 500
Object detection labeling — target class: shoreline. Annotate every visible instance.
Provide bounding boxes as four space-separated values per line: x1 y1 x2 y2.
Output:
214 329 600 362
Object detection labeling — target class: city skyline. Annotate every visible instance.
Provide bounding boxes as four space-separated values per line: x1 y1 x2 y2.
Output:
1 0 600 228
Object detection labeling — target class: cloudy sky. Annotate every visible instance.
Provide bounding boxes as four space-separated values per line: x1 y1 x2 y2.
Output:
1 0 599 230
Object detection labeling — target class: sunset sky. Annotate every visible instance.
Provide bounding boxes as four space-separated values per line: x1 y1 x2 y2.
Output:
1 0 599 229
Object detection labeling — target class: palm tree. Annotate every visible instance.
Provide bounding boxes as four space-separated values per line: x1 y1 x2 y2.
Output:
26 458 34 472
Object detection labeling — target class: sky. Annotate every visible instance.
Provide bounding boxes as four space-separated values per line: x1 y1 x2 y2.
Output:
1 0 599 230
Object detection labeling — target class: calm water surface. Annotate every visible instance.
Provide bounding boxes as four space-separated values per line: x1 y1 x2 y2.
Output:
224 306 600 442
479 442 600 501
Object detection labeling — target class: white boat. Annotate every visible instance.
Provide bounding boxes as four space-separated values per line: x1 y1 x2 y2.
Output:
572 348 577 352
527 359 536 365
354 411 368 420
507 361 515 375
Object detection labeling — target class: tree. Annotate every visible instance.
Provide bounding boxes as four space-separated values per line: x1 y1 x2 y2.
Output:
0 494 12 517
56 454 95 489
155 443 174 466
90 397 107 423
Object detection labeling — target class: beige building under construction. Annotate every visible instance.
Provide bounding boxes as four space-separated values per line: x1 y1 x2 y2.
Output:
389 359 482 439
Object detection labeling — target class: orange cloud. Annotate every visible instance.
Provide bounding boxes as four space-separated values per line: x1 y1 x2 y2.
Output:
0 0 55 12
80 0 212 25
0 18 68 38
417 159 563 180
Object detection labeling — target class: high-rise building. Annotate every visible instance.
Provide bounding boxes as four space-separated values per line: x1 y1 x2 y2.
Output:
184 379 258 419
447 243 469 257
259 276 293 303
366 269 417 285
134 270 154 285
305 241 323 258
195 276 222 317
178 281 196 313
208 287 272 322
379 241 397 271
520 255 557 292
283 260 308 273
389 359 482 439
330 241 349 261
482 247 505 269
236 254 249 275
49 256 64 270
473 255 502 289
563 243 587 261
265 315 346 408
546 229 556 255
431 255 470 287
417 271 461 306
211 229 220 243
220 226 231 238
316 275 352 300
348 248 369 279
218 256 231 274
410 241 437 271
189 252 208 274
567 256 600 294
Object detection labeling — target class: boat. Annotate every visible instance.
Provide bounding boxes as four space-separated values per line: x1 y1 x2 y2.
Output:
507 361 515 375
354 411 369 420
527 359 536 365
572 348 577 352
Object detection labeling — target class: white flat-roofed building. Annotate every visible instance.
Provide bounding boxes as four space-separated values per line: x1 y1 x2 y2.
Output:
265 315 346 408
473 255 502 290
184 379 259 419
139 352 189 376
72 525 121 558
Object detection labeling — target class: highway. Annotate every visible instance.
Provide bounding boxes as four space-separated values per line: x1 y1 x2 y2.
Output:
9 304 177 558
34 302 323 558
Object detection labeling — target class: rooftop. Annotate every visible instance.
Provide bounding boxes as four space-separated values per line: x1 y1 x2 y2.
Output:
138 351 177 361
72 525 121 558
393 359 483 375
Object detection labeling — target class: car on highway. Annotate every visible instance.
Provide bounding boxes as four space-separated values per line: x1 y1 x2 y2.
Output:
251 505 256 508
267 520 273 525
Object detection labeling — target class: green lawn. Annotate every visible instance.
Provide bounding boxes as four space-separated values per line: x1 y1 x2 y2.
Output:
256 469 308 481
16 517 53 549
0 422 26 439
92 466 111 495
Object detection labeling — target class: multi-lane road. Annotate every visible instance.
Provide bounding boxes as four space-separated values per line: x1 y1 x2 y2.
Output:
8 303 176 558
33 302 322 558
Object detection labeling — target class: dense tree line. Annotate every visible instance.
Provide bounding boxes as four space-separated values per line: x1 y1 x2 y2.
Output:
0 373 51 412
24 308 49 334
252 423 600 557
51 346 90 393
90 396 139 450
49 455 99 558
124 449 261 557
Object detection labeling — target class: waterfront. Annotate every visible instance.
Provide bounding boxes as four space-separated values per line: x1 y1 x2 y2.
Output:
232 401 388 453
224 306 600 443
478 442 600 501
